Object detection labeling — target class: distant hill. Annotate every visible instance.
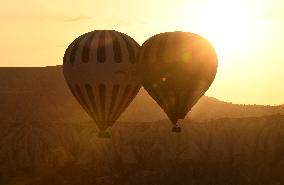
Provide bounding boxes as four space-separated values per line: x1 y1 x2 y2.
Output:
0 66 283 123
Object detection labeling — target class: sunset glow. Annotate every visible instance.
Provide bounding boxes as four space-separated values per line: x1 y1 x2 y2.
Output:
1 0 284 105
177 0 268 62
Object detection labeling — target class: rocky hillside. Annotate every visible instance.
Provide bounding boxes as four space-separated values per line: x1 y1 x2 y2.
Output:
1 115 284 185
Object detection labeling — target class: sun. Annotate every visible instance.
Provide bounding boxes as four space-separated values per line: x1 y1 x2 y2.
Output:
170 0 270 99
177 0 263 58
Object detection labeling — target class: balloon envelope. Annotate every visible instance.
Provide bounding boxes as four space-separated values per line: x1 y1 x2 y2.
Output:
137 31 218 131
63 30 141 137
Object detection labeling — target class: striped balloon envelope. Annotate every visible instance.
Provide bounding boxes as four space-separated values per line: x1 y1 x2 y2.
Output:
137 31 218 132
63 30 141 138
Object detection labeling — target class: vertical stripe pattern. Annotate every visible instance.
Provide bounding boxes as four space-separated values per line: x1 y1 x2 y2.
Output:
82 32 96 63
63 30 141 131
109 31 122 63
68 84 140 126
69 34 87 64
63 30 139 64
85 84 99 120
97 31 106 63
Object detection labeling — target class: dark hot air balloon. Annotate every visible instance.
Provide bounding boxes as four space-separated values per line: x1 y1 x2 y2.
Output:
137 31 218 132
63 30 141 138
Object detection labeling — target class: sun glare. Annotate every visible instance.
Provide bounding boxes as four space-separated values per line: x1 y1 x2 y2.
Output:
178 0 263 58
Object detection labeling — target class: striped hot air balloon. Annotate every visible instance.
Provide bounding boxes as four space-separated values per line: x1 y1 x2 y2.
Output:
63 30 141 138
137 31 218 132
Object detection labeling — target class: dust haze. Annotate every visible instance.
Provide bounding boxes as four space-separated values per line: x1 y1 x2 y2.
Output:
0 66 283 185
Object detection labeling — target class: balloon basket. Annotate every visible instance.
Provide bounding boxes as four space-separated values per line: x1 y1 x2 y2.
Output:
172 126 181 133
98 131 111 138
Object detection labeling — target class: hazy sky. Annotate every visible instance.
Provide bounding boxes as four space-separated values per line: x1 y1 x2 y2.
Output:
1 0 284 105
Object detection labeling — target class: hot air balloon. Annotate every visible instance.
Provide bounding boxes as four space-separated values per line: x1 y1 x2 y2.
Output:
137 31 218 132
63 30 141 138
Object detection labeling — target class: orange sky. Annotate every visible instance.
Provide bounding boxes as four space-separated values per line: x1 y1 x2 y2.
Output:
1 0 284 105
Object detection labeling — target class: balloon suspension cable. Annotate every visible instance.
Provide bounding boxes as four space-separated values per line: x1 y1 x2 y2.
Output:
98 130 111 139
171 119 181 133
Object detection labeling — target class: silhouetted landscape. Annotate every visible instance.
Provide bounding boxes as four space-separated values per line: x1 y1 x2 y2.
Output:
0 66 284 185
0 66 284 123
